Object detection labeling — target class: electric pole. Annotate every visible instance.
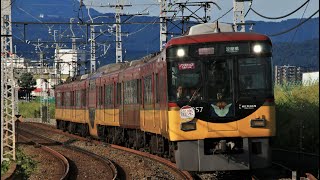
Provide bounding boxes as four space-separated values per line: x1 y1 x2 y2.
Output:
90 25 96 72
159 0 167 51
233 0 251 32
1 0 17 162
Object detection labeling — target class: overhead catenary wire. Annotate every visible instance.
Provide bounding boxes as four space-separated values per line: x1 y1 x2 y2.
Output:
290 0 310 43
268 9 319 37
212 7 233 23
250 0 310 20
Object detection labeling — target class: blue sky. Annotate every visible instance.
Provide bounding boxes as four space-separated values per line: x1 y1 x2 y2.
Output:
82 0 319 23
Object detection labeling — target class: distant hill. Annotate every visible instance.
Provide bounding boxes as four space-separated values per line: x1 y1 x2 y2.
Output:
273 39 319 71
11 1 319 70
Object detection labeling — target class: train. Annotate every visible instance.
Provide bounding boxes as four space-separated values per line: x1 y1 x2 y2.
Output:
55 22 276 171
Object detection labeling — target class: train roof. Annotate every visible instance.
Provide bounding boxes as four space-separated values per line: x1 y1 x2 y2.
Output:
165 32 271 48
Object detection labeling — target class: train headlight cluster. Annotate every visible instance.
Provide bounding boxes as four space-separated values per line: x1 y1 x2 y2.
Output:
180 120 196 131
253 44 262 54
177 48 185 57
250 118 266 128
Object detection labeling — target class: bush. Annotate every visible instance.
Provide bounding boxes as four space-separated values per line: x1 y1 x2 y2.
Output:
1 160 11 176
15 148 37 179
273 83 319 153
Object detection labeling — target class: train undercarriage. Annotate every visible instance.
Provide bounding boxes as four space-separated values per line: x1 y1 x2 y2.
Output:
56 119 271 171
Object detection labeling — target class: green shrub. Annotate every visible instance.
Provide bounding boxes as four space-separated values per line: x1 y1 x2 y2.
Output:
15 148 37 179
273 83 319 153
1 160 11 176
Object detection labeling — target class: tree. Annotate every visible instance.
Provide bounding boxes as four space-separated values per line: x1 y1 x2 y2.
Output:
18 72 36 101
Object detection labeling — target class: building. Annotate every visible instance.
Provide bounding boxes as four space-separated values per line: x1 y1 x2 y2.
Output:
275 65 303 85
54 48 86 82
302 71 319 86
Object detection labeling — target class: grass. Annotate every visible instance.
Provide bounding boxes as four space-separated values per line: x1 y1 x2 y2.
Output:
273 83 319 153
18 98 55 119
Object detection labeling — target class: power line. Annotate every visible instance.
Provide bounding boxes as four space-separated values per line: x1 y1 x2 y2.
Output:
212 7 233 23
250 0 310 20
290 1 310 43
268 9 319 37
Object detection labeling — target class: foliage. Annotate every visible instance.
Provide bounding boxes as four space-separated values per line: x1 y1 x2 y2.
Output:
18 72 37 99
18 100 55 118
18 72 36 90
1 160 11 176
15 148 37 179
272 83 319 153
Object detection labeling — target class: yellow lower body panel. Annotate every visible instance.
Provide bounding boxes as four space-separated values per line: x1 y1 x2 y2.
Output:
167 105 276 141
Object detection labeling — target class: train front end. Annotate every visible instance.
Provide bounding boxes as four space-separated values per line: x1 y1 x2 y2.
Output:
165 27 275 171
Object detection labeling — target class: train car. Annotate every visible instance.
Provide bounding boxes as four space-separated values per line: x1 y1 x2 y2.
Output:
55 22 275 172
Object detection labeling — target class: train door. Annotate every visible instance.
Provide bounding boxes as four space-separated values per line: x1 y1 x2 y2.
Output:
116 82 123 125
88 80 96 134
154 73 161 132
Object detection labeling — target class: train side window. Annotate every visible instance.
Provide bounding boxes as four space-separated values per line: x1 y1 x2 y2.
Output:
65 92 71 107
144 76 152 104
76 90 81 107
82 89 86 107
137 79 141 104
61 92 64 106
131 80 137 104
105 84 113 105
70 91 74 107
117 83 122 105
155 73 160 103
97 86 103 107
57 92 61 107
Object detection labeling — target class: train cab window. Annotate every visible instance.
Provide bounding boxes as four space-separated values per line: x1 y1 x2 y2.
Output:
167 61 201 102
238 57 272 96
207 60 233 102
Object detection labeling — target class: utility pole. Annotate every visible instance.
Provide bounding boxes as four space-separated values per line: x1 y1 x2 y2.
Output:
90 25 96 72
159 0 167 51
233 0 251 32
1 0 16 162
115 1 123 63
161 1 220 45
34 38 48 123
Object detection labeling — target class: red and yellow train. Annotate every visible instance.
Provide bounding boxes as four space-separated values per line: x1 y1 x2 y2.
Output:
55 23 276 171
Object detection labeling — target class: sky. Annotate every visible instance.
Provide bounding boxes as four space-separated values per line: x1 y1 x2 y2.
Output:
82 0 319 23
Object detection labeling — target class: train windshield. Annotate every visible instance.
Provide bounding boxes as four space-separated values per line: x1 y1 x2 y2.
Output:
167 41 273 121
167 61 202 101
238 57 272 96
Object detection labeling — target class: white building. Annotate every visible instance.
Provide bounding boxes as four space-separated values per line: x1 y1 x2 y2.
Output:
54 48 86 80
302 72 319 86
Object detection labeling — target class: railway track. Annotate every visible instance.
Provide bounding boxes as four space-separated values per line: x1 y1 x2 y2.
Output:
17 133 70 180
17 126 118 180
19 122 193 179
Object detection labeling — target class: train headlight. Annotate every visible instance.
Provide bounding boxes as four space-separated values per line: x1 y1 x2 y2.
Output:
250 118 266 127
177 49 185 57
253 44 262 54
